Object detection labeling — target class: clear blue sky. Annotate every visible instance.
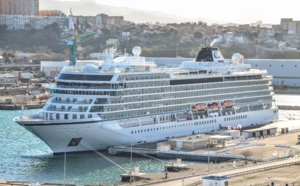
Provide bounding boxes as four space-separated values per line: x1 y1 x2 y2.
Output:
57 0 300 24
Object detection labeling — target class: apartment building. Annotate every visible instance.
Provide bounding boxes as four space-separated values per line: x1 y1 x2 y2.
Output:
280 18 300 34
39 10 63 17
0 0 39 16
0 15 69 30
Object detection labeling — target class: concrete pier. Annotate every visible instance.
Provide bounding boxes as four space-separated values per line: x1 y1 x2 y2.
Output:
120 173 150 182
109 120 300 163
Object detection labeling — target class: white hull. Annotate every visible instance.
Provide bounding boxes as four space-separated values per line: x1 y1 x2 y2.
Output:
16 108 278 154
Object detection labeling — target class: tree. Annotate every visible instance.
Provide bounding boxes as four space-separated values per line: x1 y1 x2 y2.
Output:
194 32 203 39
240 150 253 165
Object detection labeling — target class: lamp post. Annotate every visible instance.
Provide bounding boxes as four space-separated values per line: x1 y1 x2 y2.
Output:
64 152 66 186
256 45 258 59
207 139 210 172
130 142 132 185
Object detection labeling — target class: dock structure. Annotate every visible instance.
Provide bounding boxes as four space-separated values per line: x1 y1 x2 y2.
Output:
108 120 300 163
119 120 300 185
163 158 190 172
0 180 76 186
137 156 300 186
120 173 151 182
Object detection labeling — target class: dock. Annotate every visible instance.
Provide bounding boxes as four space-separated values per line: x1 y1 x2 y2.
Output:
112 120 300 185
109 120 300 164
120 173 151 182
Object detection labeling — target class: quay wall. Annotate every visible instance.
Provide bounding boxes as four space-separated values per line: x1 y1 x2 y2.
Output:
0 87 45 96
157 152 232 162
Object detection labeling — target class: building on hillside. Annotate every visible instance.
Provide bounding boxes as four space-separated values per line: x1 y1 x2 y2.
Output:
0 15 69 30
106 16 123 27
106 39 120 48
250 20 273 28
280 18 300 34
96 13 124 28
121 32 130 38
39 10 63 17
73 15 96 28
0 0 39 16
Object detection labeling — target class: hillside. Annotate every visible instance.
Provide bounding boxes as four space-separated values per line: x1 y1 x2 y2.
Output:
39 0 217 24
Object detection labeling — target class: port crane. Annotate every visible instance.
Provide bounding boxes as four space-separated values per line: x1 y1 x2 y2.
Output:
59 9 96 65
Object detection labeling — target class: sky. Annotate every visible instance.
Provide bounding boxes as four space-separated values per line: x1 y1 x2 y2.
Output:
57 0 300 24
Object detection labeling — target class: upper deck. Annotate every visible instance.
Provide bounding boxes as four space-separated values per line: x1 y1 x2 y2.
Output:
54 46 269 85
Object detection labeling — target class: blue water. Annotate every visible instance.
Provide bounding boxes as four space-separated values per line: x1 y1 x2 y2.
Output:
0 109 171 185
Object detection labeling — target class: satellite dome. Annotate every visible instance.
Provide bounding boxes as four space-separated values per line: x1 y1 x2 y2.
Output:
231 53 244 65
83 64 98 72
232 53 241 61
132 46 141 57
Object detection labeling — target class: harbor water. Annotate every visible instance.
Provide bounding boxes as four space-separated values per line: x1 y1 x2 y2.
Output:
0 94 299 185
0 110 185 185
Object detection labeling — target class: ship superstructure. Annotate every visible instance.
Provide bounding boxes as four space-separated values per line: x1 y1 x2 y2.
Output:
14 46 278 154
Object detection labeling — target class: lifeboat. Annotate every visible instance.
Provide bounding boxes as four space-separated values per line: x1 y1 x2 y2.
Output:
39 94 51 100
191 105 197 111
195 103 207 111
208 102 219 111
221 100 234 108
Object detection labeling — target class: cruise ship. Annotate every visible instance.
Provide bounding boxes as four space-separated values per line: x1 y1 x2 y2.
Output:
13 46 278 154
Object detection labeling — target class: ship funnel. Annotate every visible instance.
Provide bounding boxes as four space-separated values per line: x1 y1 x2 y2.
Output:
196 47 225 62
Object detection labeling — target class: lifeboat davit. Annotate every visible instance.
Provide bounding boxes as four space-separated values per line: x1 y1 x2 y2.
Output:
221 100 234 108
195 103 207 111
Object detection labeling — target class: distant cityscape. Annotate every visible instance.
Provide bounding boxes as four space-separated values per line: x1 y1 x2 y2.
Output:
1 0 300 65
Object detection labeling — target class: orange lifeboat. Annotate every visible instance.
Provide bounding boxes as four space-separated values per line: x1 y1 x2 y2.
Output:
208 102 219 111
221 100 234 108
191 105 197 110
39 94 51 100
195 103 207 111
